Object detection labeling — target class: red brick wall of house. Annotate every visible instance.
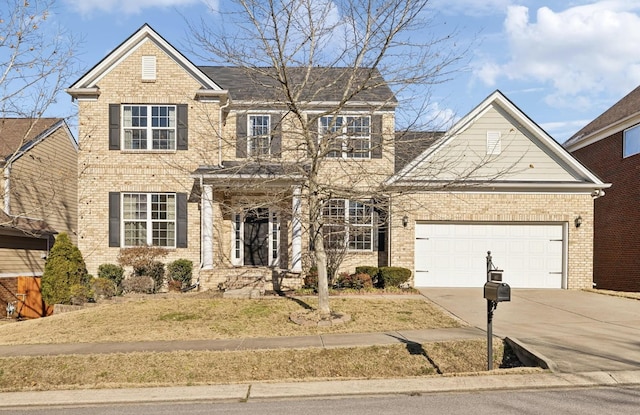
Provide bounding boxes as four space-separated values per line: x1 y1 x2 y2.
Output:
572 131 640 291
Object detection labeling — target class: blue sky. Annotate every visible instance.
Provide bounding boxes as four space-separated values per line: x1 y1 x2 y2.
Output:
41 0 640 143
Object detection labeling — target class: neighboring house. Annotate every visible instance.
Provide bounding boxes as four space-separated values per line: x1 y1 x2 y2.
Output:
565 86 640 292
66 24 606 291
0 118 77 317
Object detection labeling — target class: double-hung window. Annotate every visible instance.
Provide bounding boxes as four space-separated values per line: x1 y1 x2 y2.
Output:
248 115 271 156
319 115 371 158
122 193 176 247
123 105 176 150
322 199 373 251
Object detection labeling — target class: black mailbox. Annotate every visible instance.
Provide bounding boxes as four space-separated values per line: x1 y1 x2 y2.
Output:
484 281 511 302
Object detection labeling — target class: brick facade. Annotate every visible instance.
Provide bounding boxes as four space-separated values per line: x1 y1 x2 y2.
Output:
572 132 640 291
390 192 595 289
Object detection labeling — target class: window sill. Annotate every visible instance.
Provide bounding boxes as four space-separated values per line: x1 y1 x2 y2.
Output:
120 150 178 154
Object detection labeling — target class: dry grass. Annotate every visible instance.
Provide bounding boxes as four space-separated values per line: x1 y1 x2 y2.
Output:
0 340 539 392
0 295 460 345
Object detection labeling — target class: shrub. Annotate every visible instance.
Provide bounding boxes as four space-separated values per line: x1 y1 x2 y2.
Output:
117 246 168 276
41 233 90 305
145 261 165 293
303 267 318 290
378 266 412 288
97 263 125 294
355 266 379 285
167 259 193 290
167 279 182 292
355 266 379 278
69 283 93 305
92 277 116 299
122 275 154 294
335 273 373 290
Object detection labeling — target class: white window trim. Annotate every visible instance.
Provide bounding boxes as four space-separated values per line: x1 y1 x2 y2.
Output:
231 208 280 267
121 192 177 248
122 104 177 151
247 114 272 157
323 199 373 252
319 115 372 159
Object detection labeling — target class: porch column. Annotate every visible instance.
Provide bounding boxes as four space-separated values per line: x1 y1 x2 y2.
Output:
291 185 302 272
202 184 214 269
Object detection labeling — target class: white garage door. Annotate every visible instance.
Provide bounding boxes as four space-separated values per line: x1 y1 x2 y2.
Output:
414 223 565 288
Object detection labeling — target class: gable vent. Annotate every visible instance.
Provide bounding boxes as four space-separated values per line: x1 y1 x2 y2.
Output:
142 55 156 81
486 131 501 155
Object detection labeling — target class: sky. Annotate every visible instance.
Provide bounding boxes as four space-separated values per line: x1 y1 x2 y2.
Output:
27 0 640 143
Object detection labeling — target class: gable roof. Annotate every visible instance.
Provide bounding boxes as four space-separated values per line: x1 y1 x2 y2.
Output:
67 24 225 98
200 66 397 105
388 90 608 193
564 85 640 151
0 118 74 165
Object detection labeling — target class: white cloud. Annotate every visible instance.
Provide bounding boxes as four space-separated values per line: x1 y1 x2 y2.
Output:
64 0 207 16
474 1 640 109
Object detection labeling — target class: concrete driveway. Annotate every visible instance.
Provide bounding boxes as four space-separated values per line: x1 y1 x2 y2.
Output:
419 288 640 373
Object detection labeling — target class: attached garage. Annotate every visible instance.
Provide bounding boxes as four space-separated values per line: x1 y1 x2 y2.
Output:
414 223 566 288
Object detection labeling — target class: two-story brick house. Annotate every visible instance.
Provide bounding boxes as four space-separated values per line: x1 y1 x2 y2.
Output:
68 24 607 291
565 85 640 292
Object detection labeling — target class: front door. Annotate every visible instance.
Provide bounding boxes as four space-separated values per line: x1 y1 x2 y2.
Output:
243 208 270 266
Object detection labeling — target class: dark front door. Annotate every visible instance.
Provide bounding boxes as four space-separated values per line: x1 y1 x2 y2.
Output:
243 208 269 266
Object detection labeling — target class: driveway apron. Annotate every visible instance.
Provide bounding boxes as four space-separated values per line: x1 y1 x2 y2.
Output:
419 288 640 373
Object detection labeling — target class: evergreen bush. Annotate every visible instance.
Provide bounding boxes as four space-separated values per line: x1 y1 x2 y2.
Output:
167 259 193 290
377 266 412 288
41 233 90 305
97 263 125 294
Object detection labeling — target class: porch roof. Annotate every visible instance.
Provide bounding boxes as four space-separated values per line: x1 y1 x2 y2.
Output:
0 211 57 238
191 161 308 185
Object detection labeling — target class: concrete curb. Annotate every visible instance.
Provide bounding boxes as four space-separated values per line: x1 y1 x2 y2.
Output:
505 337 559 372
2 370 640 408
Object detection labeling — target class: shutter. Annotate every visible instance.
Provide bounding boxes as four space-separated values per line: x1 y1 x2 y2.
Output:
109 104 120 150
108 192 121 247
271 113 282 157
177 104 188 150
371 114 383 159
236 113 247 158
176 193 188 248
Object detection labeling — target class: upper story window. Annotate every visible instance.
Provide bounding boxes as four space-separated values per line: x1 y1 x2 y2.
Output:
122 192 176 247
319 115 371 159
249 115 272 156
322 199 373 251
123 105 176 150
623 124 640 158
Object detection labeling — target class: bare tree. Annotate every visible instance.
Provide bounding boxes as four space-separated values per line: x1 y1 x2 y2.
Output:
188 0 465 315
0 0 79 224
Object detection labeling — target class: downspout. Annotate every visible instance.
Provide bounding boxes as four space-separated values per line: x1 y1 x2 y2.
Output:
219 97 230 167
3 163 10 214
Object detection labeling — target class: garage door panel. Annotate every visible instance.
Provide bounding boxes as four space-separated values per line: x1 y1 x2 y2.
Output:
414 223 565 288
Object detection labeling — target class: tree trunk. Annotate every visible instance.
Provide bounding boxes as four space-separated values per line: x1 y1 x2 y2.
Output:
309 177 331 316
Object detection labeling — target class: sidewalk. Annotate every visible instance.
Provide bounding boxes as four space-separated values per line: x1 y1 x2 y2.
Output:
0 327 485 357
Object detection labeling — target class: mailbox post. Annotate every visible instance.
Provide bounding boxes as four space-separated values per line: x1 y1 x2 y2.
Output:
484 251 510 370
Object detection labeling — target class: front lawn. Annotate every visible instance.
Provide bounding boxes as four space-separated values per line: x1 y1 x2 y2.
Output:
0 294 461 345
